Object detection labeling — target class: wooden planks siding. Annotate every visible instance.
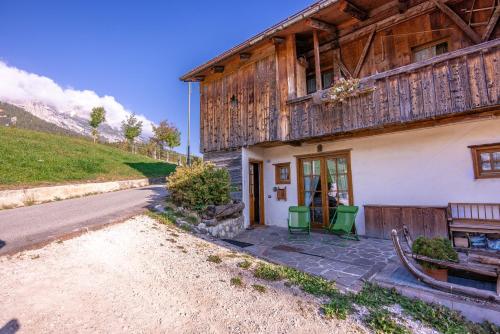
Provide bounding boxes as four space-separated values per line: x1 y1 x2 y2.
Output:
364 205 448 239
200 40 499 153
288 40 500 142
204 149 243 201
200 54 279 153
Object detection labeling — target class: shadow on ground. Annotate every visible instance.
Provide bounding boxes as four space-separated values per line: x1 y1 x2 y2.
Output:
125 162 176 179
135 185 168 208
0 319 20 334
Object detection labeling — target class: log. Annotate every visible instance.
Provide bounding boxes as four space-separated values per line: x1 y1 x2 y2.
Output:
391 230 500 303
305 18 338 36
215 202 245 219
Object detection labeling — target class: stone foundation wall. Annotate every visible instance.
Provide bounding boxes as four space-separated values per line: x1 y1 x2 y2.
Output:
199 216 245 239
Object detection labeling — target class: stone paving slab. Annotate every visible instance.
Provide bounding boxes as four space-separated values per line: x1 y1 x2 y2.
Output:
233 226 397 291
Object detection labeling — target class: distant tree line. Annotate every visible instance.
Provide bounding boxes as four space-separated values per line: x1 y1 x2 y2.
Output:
88 106 187 164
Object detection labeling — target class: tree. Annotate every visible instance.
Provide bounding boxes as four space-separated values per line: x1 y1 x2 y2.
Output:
89 107 106 143
121 114 143 153
145 137 159 159
153 120 181 162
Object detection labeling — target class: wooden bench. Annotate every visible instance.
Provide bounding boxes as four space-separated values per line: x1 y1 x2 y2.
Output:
448 203 500 249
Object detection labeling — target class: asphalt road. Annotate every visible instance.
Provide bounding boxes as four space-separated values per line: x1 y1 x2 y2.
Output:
0 185 167 256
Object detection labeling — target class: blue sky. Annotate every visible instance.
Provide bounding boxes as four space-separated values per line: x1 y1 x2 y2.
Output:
0 1 313 155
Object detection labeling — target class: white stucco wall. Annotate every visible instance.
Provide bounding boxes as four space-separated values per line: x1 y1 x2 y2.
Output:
241 118 500 234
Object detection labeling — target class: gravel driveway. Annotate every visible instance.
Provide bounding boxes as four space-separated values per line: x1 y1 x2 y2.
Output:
0 215 367 334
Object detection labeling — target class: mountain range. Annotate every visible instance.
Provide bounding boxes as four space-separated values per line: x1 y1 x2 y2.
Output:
0 101 124 142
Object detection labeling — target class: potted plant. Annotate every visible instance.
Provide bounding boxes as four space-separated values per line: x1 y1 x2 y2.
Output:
412 236 459 282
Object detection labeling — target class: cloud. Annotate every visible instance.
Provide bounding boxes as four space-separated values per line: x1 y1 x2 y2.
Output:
0 61 154 138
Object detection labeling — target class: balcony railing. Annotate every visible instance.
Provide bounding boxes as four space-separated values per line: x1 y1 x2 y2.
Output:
286 39 500 142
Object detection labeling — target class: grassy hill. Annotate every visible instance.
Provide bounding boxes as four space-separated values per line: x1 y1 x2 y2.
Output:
0 127 176 190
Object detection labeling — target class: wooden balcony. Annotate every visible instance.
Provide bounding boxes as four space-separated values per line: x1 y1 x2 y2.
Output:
286 39 500 143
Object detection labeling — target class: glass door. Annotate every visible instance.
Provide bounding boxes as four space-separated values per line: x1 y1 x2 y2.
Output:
326 157 351 224
299 153 352 228
301 159 324 228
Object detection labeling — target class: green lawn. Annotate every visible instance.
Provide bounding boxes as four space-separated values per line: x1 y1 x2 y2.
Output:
0 127 176 189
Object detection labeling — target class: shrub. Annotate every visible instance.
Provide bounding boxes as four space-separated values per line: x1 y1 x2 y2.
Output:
167 162 231 211
412 236 459 269
323 294 353 320
207 255 222 264
230 276 244 287
237 260 252 269
252 284 266 293
365 309 410 334
254 263 283 281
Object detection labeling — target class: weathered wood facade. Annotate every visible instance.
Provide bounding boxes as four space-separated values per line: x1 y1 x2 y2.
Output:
287 40 500 142
183 0 500 154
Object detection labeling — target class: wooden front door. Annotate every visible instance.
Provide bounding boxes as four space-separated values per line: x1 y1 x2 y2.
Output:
249 161 264 226
298 151 353 228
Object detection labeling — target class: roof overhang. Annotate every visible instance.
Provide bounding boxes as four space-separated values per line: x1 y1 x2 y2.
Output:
179 0 340 82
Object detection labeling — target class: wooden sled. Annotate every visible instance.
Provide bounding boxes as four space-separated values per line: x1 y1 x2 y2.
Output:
391 227 500 304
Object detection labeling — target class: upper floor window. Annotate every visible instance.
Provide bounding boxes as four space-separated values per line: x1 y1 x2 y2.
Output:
306 71 334 95
470 143 500 179
412 40 449 62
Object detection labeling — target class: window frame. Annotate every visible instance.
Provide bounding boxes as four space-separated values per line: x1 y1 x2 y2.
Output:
411 38 450 63
470 143 500 179
274 162 291 184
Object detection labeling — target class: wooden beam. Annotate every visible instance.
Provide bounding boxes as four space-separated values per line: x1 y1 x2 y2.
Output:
431 0 481 44
336 54 352 78
306 18 338 36
286 35 297 99
313 30 322 91
354 29 376 78
271 37 285 45
341 0 368 21
398 0 409 13
301 1 441 59
239 52 252 60
332 48 342 82
193 76 205 82
482 5 500 42
212 66 225 73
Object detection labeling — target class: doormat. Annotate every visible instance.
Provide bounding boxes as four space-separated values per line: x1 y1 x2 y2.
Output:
222 239 254 248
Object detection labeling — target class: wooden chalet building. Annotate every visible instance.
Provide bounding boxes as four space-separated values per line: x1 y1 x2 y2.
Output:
181 0 500 238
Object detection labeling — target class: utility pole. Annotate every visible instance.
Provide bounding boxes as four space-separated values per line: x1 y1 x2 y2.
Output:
187 81 192 165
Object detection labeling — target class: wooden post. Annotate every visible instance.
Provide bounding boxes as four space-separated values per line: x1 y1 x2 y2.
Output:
285 34 297 99
332 48 342 83
313 30 322 91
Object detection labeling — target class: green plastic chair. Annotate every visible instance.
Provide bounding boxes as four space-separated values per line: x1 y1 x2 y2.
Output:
328 205 359 240
288 206 311 235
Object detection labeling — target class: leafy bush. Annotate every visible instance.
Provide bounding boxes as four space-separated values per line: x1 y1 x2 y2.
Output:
412 236 459 269
230 277 244 287
252 284 266 293
365 309 409 334
167 162 231 211
237 260 252 269
254 263 283 281
323 295 353 320
207 255 222 264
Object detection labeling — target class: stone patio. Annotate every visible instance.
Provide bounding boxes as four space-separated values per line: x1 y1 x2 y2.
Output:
231 226 397 291
223 226 500 325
